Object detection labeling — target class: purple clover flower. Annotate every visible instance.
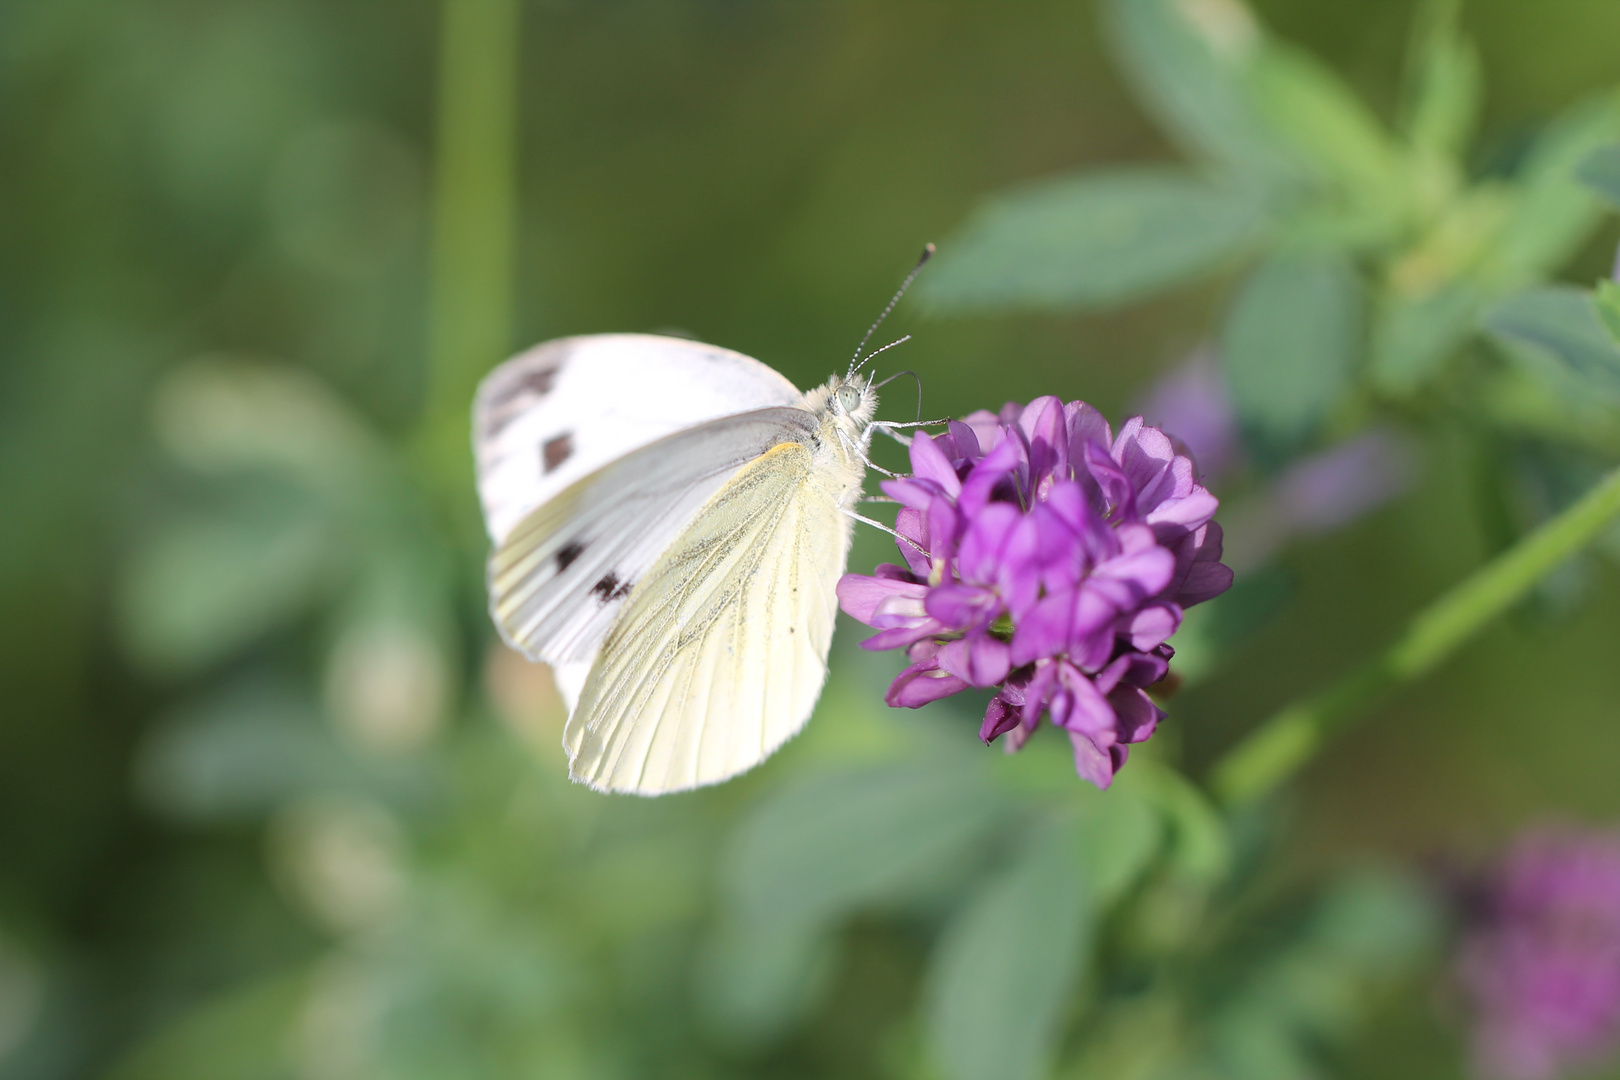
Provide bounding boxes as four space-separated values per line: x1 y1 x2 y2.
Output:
837 397 1231 788
1459 827 1620 1080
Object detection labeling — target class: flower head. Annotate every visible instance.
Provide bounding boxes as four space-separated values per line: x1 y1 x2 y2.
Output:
1459 827 1620 1080
837 397 1231 787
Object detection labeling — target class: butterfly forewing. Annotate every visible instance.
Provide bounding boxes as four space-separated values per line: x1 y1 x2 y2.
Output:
475 334 801 546
564 437 859 794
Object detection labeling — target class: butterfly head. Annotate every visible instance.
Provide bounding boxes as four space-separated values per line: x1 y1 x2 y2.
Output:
831 373 878 422
805 373 879 456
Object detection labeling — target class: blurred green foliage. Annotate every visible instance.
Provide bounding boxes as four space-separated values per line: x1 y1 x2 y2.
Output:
5 1 1620 1079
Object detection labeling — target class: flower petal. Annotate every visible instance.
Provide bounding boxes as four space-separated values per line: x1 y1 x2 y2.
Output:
1018 395 1068 492
1178 560 1234 606
1066 401 1112 454
938 634 1011 687
959 437 1024 518
925 583 1000 630
894 507 933 577
1125 601 1183 651
886 660 970 708
1053 661 1116 738
962 410 1003 452
909 431 963 497
998 513 1043 615
1145 486 1219 536
1112 415 1176 503
957 501 1022 585
861 623 944 652
1092 543 1177 604
1095 649 1170 695
1009 592 1072 666
946 419 983 463
1068 731 1125 789
1083 439 1136 521
837 574 926 624
980 694 1021 743
1108 686 1164 744
1018 660 1058 732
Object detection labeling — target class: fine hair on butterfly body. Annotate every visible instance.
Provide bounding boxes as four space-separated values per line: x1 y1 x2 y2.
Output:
471 252 930 795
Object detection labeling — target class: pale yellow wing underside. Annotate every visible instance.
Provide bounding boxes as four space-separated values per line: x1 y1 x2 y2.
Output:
564 440 855 794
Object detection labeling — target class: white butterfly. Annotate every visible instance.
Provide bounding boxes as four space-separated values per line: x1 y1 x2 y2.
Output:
473 332 889 795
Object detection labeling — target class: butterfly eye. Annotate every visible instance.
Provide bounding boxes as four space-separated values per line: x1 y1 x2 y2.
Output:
837 384 863 413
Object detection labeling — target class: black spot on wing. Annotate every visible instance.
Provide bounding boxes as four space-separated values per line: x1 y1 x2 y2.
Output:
556 541 585 570
516 365 560 396
542 433 574 473
592 572 633 602
482 363 564 438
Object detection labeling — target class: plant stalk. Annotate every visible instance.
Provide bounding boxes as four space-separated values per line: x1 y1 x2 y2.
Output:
423 0 521 439
1211 461 1620 807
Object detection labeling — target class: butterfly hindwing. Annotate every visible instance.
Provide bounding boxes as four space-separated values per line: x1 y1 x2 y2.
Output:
564 436 861 794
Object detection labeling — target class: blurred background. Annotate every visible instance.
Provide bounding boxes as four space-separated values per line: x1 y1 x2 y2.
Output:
4 1 1620 1077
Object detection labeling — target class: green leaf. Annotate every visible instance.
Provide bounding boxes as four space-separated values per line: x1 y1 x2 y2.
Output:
1483 92 1620 287
1484 286 1620 402
133 675 411 822
1078 778 1164 907
1248 45 1407 219
722 761 1007 929
709 761 1010 1054
1129 761 1232 884
151 359 382 498
117 489 335 675
1101 0 1295 182
1206 869 1439 1080
1220 251 1362 460
1400 0 1481 160
921 168 1270 312
693 922 835 1047
1369 280 1486 395
105 972 308 1080
1577 143 1620 207
1596 279 1620 341
1309 868 1439 973
926 814 1091 1080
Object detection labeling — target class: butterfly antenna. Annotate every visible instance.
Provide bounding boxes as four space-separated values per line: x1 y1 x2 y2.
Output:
856 334 912 374
848 243 935 378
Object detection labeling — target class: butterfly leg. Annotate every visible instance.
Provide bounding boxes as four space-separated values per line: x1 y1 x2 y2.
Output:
840 506 929 559
871 424 912 447
838 426 901 479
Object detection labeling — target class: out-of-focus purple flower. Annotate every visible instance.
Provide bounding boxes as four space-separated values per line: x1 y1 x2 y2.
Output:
1270 429 1414 533
836 397 1232 788
1138 351 1418 572
1221 428 1417 571
1138 350 1241 482
1458 827 1620 1080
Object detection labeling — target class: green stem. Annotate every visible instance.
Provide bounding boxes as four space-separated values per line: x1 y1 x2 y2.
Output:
1210 461 1620 807
423 0 521 435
